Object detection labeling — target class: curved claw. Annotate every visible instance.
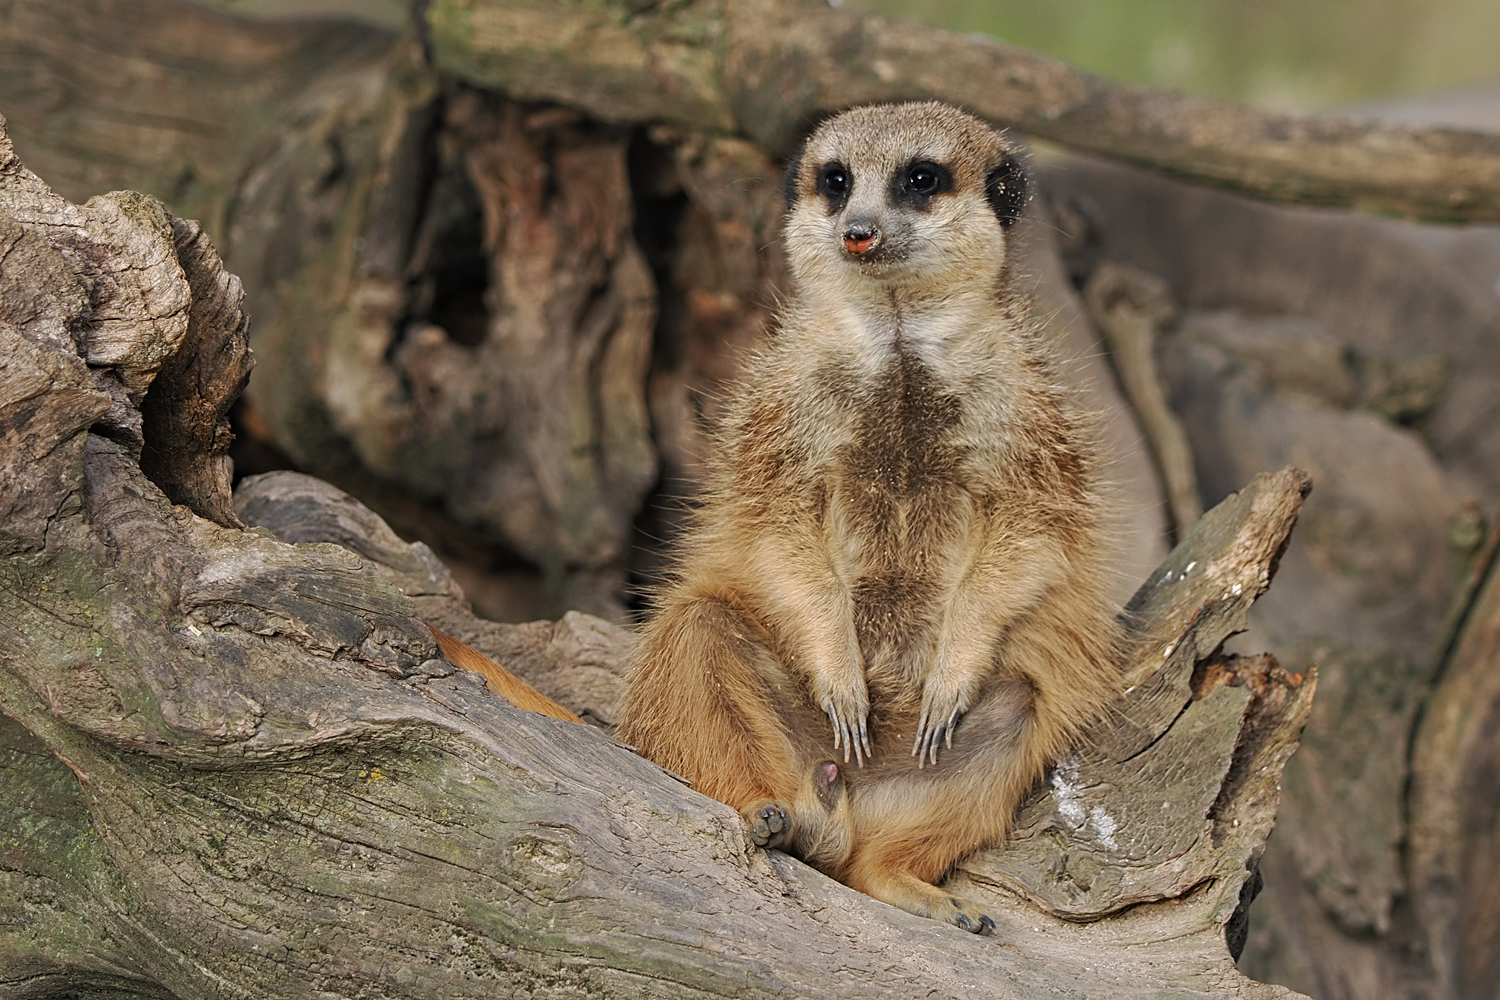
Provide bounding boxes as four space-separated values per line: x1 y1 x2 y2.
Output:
912 706 966 767
825 702 867 766
955 912 996 935
913 711 945 767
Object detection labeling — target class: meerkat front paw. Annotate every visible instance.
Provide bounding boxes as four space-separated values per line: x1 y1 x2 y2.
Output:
744 800 792 850
820 683 871 766
912 678 973 766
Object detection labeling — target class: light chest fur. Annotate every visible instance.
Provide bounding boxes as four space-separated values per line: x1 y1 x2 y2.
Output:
710 300 1086 704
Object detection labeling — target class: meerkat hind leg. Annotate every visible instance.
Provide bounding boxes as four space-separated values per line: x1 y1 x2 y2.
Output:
623 592 836 855
747 758 855 864
857 868 994 934
843 676 1039 933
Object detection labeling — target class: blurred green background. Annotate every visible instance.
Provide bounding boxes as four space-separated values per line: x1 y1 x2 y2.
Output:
195 0 1500 111
850 0 1500 109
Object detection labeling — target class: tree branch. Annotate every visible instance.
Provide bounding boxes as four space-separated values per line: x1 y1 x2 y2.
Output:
427 0 1500 222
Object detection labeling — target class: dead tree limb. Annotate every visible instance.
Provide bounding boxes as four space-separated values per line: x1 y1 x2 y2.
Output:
0 114 1319 998
427 0 1500 222
1084 262 1203 544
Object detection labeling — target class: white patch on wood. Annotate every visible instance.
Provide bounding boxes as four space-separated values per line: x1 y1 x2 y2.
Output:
1051 759 1087 827
1050 755 1122 852
1089 806 1120 851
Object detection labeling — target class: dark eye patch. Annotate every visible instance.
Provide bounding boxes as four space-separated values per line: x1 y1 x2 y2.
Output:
985 153 1028 228
817 161 851 212
892 160 951 210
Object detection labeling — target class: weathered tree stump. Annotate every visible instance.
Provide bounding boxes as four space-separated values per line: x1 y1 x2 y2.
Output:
0 112 1318 997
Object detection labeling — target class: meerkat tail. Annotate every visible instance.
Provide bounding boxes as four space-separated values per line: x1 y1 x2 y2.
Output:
428 625 583 723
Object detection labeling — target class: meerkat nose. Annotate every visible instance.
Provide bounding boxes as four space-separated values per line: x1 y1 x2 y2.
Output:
842 221 881 256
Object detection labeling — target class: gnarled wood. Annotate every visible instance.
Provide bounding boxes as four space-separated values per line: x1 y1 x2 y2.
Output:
1409 519 1500 998
0 112 1315 998
1084 262 1203 544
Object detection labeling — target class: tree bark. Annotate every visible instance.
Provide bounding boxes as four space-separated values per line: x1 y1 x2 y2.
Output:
1409 520 1500 998
1034 149 1500 999
0 113 1318 998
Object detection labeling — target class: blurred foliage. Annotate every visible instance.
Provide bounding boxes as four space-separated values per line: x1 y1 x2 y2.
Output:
190 0 405 27
849 0 1500 109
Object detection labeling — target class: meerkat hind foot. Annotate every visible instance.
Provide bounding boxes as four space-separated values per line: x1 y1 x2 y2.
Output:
862 871 995 935
918 891 995 935
744 800 792 850
945 896 996 935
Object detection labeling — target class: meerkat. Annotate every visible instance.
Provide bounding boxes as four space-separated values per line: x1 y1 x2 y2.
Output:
618 102 1124 933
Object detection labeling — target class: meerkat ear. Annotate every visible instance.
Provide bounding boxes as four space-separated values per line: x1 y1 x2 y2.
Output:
782 143 807 210
985 153 1029 228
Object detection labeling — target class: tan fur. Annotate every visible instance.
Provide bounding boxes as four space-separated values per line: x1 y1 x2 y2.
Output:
429 626 583 724
618 103 1123 932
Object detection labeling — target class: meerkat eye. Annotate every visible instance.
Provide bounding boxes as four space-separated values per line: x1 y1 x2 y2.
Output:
894 161 951 208
818 162 850 200
908 164 940 194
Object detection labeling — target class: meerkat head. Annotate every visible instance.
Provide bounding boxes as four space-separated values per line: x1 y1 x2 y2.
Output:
781 102 1027 299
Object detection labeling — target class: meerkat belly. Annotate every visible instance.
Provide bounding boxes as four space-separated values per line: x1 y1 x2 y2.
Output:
830 481 973 688
823 349 976 696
